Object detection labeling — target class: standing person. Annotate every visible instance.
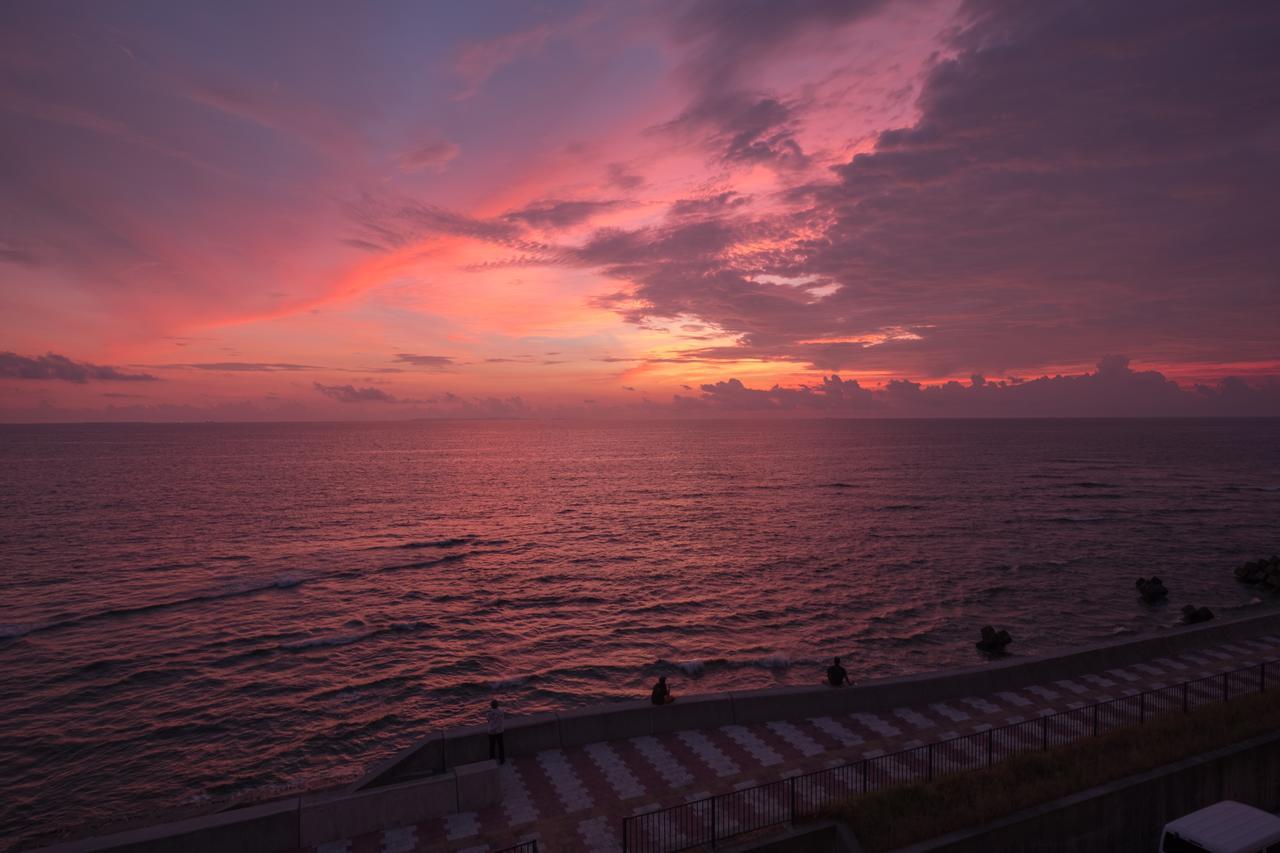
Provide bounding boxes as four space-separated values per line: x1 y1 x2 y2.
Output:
650 675 675 705
826 656 851 687
486 699 506 764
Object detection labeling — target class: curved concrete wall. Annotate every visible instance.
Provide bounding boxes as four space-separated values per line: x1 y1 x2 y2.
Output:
33 799 301 853
37 761 501 853
363 608 1280 788
39 609 1280 852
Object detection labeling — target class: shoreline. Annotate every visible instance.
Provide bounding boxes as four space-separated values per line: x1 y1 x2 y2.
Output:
32 606 1280 852
358 605 1280 788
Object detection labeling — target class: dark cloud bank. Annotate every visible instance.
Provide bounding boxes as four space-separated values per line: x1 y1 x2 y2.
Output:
310 382 529 418
343 0 1280 415
0 351 156 383
680 357 1280 417
601 0 1280 380
313 382 399 404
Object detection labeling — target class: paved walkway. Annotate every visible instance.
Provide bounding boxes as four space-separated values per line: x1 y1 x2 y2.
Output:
309 634 1280 853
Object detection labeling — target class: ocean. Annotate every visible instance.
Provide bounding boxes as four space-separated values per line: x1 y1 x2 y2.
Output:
2 419 1278 849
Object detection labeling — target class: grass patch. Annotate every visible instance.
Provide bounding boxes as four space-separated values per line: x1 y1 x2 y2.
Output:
823 687 1280 851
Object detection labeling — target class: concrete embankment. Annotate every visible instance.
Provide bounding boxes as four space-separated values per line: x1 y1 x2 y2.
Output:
34 607 1280 853
360 607 1280 787
34 759 502 853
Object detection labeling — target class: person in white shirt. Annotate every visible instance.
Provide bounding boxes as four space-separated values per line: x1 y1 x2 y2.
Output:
486 699 506 764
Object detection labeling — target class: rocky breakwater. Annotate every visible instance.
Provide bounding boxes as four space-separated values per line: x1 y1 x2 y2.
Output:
1235 555 1280 590
1135 576 1169 603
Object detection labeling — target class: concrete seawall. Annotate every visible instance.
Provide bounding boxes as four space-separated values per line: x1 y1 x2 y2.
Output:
35 760 501 853
34 607 1280 853
361 607 1280 788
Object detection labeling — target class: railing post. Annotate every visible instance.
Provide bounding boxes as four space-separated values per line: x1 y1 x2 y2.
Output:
1042 715 1048 750
1093 704 1099 737
862 759 869 794
1223 672 1229 704
789 775 797 825
928 743 934 780
1183 681 1189 714
621 817 627 853
987 728 993 767
1139 692 1145 725
711 795 717 849
1263 662 1267 694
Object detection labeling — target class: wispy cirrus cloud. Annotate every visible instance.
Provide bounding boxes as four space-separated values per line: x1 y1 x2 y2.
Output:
392 353 455 369
398 139 461 173
153 362 323 372
451 23 552 100
342 195 532 253
504 199 621 230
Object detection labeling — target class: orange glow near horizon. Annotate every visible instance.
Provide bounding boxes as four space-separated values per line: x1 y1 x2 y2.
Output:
3 0 1279 420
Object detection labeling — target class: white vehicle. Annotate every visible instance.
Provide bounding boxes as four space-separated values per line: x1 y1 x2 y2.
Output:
1159 801 1280 853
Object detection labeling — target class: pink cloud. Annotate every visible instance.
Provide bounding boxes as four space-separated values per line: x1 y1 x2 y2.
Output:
452 23 553 100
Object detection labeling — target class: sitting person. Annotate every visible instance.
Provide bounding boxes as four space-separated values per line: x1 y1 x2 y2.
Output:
650 675 675 705
826 656 851 687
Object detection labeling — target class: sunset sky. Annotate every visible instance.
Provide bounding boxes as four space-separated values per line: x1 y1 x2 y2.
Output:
3 0 1279 420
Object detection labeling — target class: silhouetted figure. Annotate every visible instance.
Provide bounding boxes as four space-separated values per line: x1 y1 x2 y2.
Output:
826 656 851 686
651 676 675 705
976 625 1013 652
486 699 505 764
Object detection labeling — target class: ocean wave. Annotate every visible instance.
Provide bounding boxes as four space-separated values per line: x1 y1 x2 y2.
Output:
819 482 858 489
281 620 430 652
308 674 414 703
282 633 370 651
1045 515 1107 523
1014 560 1069 571
394 536 478 550
651 653 797 677
372 553 469 574
0 576 305 641
869 605 924 623
140 561 203 572
670 659 710 676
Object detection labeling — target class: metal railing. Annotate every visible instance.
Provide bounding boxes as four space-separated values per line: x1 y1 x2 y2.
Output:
621 658 1276 852
494 840 538 853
